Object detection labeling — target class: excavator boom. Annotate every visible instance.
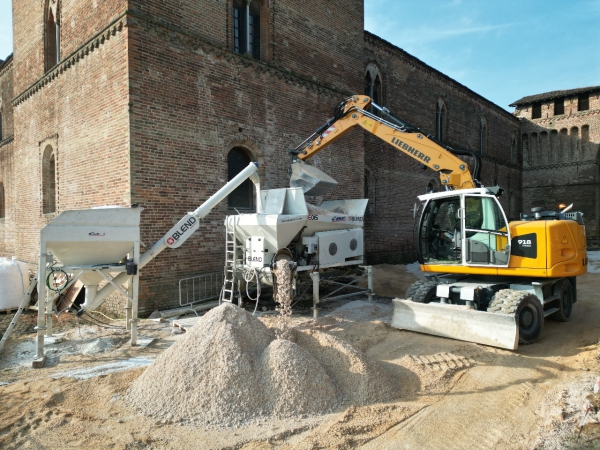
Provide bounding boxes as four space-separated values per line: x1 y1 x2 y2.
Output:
291 95 478 191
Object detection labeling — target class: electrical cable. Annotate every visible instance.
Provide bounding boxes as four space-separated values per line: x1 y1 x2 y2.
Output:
77 312 158 332
81 311 125 329
243 267 261 315
88 310 126 321
46 268 69 293
75 313 114 331
80 311 157 331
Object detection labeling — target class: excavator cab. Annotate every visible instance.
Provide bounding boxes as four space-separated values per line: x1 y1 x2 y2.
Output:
417 188 511 269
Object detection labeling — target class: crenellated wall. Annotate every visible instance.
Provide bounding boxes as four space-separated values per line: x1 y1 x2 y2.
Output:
515 92 600 242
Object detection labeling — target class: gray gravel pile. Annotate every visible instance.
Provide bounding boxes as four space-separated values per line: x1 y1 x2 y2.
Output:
295 329 399 405
126 303 400 428
306 203 333 215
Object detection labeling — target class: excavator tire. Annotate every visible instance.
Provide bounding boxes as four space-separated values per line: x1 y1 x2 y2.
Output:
550 279 573 322
412 281 440 304
487 289 543 344
405 280 427 300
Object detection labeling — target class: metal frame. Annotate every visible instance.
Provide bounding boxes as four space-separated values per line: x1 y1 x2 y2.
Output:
307 265 374 318
33 242 140 368
179 271 224 307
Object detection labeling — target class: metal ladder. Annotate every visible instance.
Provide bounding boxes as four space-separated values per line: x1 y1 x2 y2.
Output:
221 216 240 304
0 276 38 354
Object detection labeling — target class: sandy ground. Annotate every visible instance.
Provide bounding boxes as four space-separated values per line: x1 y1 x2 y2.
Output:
1 259 600 449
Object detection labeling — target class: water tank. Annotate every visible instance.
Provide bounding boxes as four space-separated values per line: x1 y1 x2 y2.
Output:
0 257 29 310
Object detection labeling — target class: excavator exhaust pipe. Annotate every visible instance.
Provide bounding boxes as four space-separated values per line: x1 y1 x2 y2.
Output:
290 160 338 197
391 299 519 350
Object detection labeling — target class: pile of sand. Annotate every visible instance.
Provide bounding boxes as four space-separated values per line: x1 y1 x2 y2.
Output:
306 203 332 215
126 304 399 428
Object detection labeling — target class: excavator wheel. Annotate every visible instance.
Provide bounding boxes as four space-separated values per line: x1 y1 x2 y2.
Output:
550 279 573 322
404 280 427 300
412 281 440 304
488 289 543 344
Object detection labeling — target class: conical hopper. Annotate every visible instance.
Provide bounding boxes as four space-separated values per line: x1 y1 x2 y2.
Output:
290 161 338 197
40 207 142 267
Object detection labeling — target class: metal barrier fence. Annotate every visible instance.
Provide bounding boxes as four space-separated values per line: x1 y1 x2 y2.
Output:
179 271 224 307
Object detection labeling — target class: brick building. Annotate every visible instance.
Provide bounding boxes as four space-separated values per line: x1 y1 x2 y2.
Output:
511 87 600 244
1 0 521 314
363 32 520 262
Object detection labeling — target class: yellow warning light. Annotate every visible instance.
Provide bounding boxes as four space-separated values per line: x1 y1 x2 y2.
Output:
558 203 567 209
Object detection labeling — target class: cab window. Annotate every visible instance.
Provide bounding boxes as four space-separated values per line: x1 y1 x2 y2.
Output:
464 196 509 265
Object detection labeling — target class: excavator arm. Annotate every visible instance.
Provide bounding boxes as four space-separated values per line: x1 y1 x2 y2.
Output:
290 95 479 190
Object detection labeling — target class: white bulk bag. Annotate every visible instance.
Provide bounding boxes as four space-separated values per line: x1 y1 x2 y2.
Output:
0 257 29 310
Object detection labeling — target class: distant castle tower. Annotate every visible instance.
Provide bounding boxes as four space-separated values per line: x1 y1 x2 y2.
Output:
511 86 600 244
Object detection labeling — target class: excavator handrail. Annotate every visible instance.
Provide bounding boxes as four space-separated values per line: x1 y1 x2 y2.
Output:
290 95 481 190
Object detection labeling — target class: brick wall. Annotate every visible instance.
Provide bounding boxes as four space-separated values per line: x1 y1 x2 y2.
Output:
363 33 522 262
6 6 131 269
125 1 365 314
0 57 15 256
267 0 364 93
12 0 128 95
0 57 14 141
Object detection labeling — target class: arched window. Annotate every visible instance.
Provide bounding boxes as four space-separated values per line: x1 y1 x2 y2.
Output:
364 167 375 215
522 134 530 165
436 98 447 142
510 131 516 164
45 0 61 72
228 147 254 210
42 145 56 214
233 0 261 60
479 117 487 155
550 129 558 163
530 132 538 164
0 182 5 219
427 179 439 194
364 64 383 115
509 193 517 221
540 131 549 164
570 127 579 158
582 125 590 143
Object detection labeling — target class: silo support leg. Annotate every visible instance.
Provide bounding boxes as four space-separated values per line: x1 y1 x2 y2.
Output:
311 271 320 319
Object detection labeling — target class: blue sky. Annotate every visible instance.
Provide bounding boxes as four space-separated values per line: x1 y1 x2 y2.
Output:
365 0 600 110
0 1 598 110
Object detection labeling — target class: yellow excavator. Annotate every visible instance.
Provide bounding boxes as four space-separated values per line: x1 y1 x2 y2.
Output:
289 95 587 349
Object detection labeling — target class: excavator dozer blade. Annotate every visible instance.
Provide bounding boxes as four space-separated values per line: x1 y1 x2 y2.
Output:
290 160 338 197
391 299 519 350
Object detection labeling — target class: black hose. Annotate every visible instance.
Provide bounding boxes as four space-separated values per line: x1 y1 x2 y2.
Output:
379 108 419 132
437 141 482 185
81 311 126 329
75 312 123 330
